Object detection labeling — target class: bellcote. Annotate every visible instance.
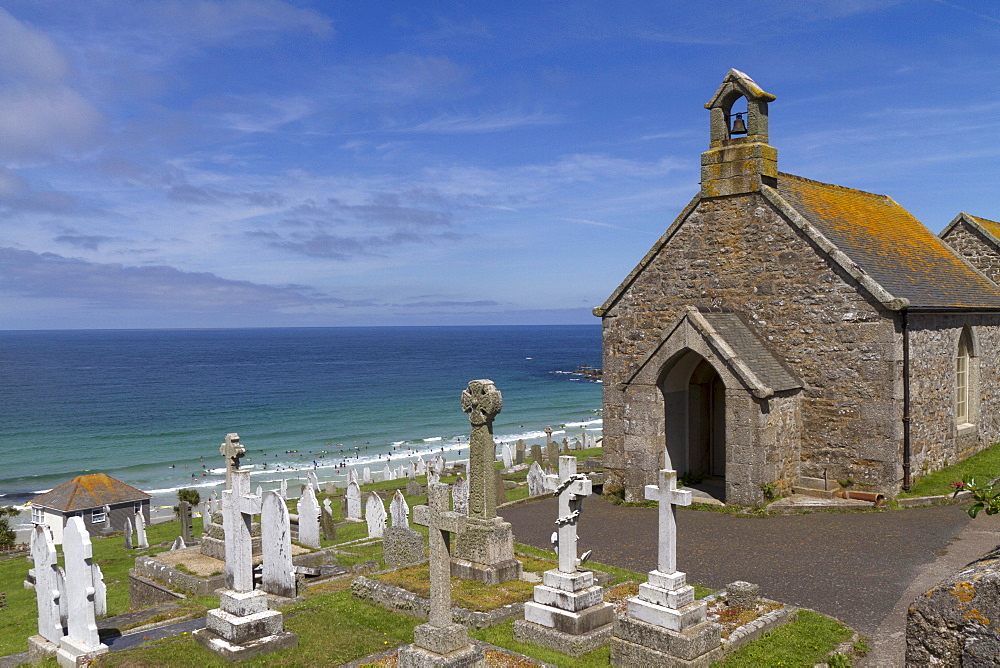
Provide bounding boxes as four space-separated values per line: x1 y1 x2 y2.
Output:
701 69 778 197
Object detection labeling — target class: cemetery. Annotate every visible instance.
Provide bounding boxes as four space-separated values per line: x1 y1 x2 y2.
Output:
9 382 1000 665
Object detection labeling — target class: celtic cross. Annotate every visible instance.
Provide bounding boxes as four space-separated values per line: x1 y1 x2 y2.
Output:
461 379 502 520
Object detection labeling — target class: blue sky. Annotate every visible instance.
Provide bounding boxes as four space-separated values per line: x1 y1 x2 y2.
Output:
2 1 999 329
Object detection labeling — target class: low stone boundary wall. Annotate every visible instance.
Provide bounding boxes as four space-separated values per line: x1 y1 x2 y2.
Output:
350 575 523 629
701 592 797 654
907 542 1000 665
132 555 226 598
128 571 187 608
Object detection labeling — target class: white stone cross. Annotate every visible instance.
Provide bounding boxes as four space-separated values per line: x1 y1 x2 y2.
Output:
219 432 245 490
413 482 467 628
222 469 263 592
646 469 691 574
545 455 592 573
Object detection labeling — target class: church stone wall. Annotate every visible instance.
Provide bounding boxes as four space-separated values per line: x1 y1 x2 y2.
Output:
941 222 1000 285
601 192 902 499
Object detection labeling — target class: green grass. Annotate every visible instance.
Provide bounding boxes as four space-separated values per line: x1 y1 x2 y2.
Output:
899 441 1000 498
713 609 853 667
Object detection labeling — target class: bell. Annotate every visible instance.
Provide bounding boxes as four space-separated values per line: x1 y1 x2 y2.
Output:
730 113 748 136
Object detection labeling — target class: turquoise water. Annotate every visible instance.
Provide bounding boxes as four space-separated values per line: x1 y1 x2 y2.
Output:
1 326 602 516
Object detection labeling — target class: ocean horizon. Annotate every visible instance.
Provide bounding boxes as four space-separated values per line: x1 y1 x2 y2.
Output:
1 325 603 529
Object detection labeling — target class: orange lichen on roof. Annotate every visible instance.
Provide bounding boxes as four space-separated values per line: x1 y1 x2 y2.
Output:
969 214 1000 241
31 472 150 512
777 173 1000 309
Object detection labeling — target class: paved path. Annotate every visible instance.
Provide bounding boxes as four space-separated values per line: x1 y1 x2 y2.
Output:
503 495 994 665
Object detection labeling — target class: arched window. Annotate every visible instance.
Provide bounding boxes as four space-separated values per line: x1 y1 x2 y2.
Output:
957 329 972 424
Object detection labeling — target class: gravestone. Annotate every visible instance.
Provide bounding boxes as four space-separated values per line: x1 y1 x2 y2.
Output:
531 444 544 465
408 461 417 480
547 441 559 464
416 457 426 475
29 524 63 649
406 480 423 497
363 467 372 483
92 563 106 618
366 492 387 539
101 505 111 534
256 485 263 499
527 461 546 497
451 477 469 515
321 499 337 541
219 432 245 490
435 454 446 474
306 470 319 494
297 485 321 549
325 481 336 495
390 490 410 527
383 463 393 481
348 468 359 486
261 491 296 599
135 511 148 549
495 470 507 506
398 482 483 667
426 461 441 486
194 470 297 660
450 379 522 585
55 517 108 667
611 469 721 666
171 536 186 550
515 439 525 465
515 456 612 656
501 443 513 469
572 438 581 451
345 480 363 522
544 425 553 445
123 517 133 551
179 500 194 545
279 478 288 500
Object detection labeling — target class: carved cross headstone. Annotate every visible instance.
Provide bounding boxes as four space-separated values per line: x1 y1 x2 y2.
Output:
366 492 386 538
646 469 691 574
101 505 111 533
219 432 245 490
502 443 513 469
297 485 321 549
31 524 63 643
461 379 502 520
527 460 546 497
544 425 553 445
390 490 410 528
60 517 105 652
346 480 362 521
451 477 469 515
261 491 296 598
135 511 148 548
222 469 263 592
179 500 194 545
545 455 593 573
413 482 467 628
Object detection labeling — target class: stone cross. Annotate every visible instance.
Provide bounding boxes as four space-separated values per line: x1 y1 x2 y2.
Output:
222 469 263 592
261 491 296 598
135 511 148 548
31 524 63 643
219 432 245 490
366 492 386 538
461 379 502 520
413 482 467 628
545 455 593 573
646 469 691 574
60 517 105 653
179 500 194 545
102 505 111 533
451 477 469 515
297 485 321 549
345 480 362 521
390 490 409 528
544 425 553 444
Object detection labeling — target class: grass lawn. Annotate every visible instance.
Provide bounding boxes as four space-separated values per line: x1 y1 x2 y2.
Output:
898 441 1000 498
713 609 854 667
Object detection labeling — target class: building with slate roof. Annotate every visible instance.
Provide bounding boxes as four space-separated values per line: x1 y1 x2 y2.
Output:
596 70 1000 505
30 472 151 543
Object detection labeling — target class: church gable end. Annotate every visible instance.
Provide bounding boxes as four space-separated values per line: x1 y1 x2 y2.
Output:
940 213 1000 285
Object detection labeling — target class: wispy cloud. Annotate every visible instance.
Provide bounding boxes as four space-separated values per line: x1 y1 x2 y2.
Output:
407 110 559 134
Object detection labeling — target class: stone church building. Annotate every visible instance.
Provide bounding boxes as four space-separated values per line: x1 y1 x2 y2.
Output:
595 70 1000 505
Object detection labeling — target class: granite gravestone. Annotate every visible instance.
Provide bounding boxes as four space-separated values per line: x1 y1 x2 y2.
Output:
383 490 423 569
451 477 469 515
179 500 194 545
515 440 525 465
321 499 337 541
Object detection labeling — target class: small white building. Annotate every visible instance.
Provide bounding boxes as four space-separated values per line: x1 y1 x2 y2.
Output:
30 473 151 544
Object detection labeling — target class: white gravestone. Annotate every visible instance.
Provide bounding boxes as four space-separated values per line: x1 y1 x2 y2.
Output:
383 463 393 481
297 485 321 549
123 516 133 550
172 536 186 551
262 491 296 598
362 467 371 483
451 477 469 515
348 468 359 486
502 443 513 469
135 511 148 549
366 492 387 538
526 460 546 497
390 490 410 528
92 563 106 618
56 517 108 665
408 461 416 480
306 470 320 494
426 460 440 485
399 482 483 666
435 454 446 474
30 524 63 644
345 480 363 522
416 457 426 475
279 478 288 500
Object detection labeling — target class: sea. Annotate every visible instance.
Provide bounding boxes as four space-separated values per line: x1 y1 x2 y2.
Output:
1 326 603 531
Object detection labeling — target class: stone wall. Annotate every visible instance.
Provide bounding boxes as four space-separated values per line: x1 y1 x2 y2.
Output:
941 221 1000 285
600 192 901 499
906 543 1000 665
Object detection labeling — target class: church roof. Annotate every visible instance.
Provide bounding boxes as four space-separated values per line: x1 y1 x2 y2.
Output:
940 212 1000 251
772 174 1000 310
30 473 150 512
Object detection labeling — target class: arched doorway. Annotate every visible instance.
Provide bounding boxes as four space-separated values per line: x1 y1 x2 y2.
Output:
660 350 726 499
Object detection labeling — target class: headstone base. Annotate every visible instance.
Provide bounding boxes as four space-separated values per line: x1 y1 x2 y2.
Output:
512 619 612 657
397 642 484 668
27 635 58 664
450 557 522 586
192 628 299 662
610 614 722 667
625 570 707 632
384 526 426 569
55 637 108 668
450 517 521 585
193 588 298 661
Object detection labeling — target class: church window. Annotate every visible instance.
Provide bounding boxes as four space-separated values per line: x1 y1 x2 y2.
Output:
957 329 972 424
